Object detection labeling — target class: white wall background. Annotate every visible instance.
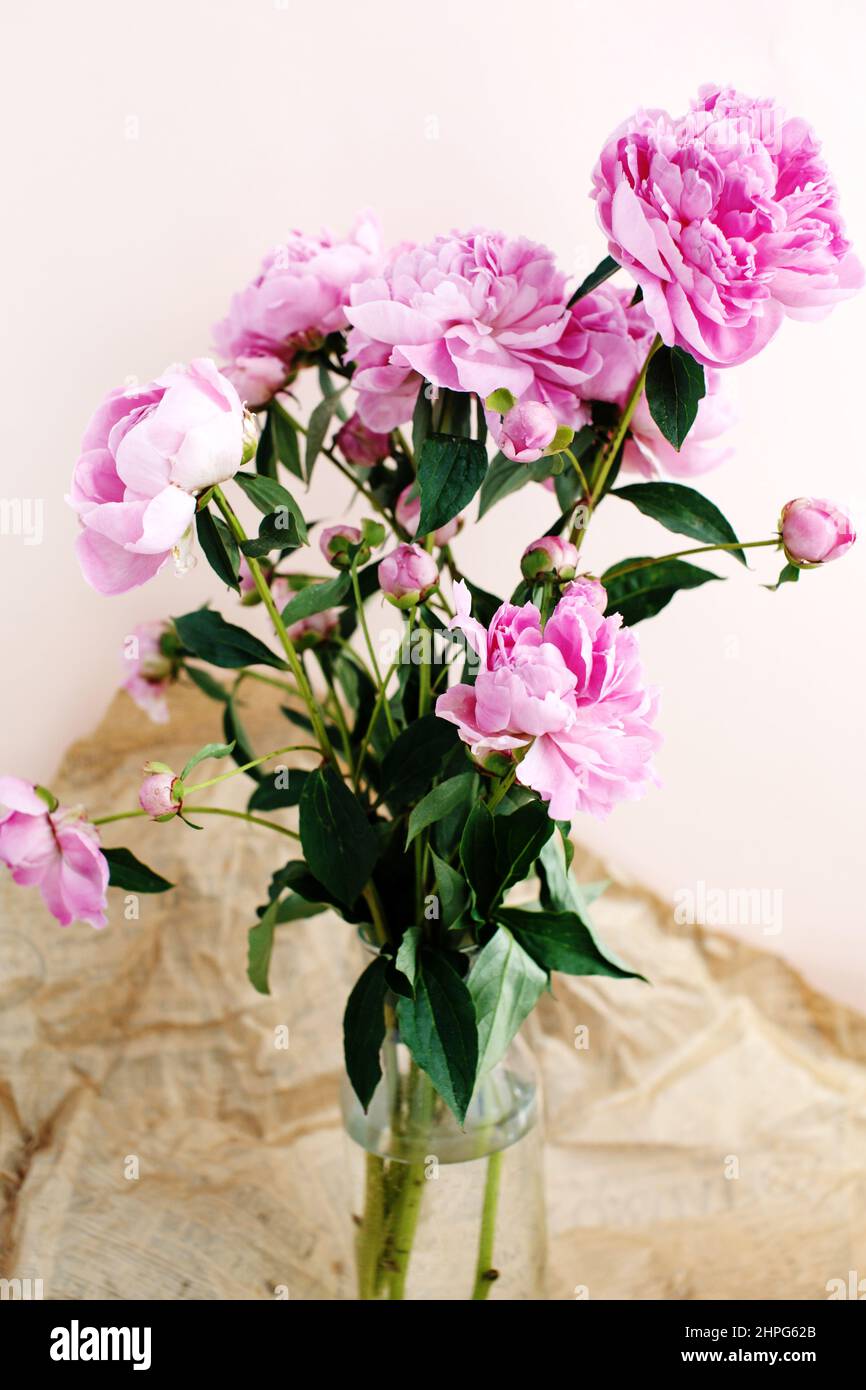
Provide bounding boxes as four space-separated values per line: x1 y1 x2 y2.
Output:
1 0 864 1006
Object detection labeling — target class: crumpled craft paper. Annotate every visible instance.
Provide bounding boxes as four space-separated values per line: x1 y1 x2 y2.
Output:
1 683 864 1301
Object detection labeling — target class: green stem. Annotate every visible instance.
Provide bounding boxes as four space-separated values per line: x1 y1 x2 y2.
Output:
212 485 334 761
351 564 398 740
353 658 398 782
471 1150 503 1300
487 765 518 812
386 1065 435 1300
564 447 590 501
589 335 661 508
183 743 318 794
239 669 301 697
603 537 781 582
93 806 299 839
356 1153 388 1300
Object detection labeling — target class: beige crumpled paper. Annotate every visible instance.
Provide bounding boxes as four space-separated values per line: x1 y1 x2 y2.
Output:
1 682 864 1300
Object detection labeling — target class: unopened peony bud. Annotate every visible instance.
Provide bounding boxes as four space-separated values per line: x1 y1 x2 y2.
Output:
561 575 607 612
780 497 856 567
319 524 365 569
521 535 579 581
378 543 439 609
499 402 558 463
285 609 340 650
139 770 182 819
335 412 391 467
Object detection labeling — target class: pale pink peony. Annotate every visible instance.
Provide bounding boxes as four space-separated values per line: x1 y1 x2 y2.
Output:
214 214 383 406
121 621 176 723
562 576 607 613
335 412 391 467
591 85 864 368
521 535 579 580
0 778 108 928
499 402 558 463
319 523 362 568
569 283 656 403
435 582 660 820
780 497 856 566
139 771 181 818
395 484 460 545
69 359 245 595
378 543 439 608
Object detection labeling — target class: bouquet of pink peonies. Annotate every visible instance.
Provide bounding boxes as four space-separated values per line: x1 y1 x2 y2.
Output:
2 84 860 1300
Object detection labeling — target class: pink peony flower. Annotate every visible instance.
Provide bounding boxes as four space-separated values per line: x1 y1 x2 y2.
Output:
569 283 656 404
435 581 660 820
562 575 607 613
623 367 736 478
335 412 391 467
591 85 864 368
521 535 579 580
395 484 460 545
378 543 439 608
214 213 383 407
345 229 602 436
499 402 558 463
0 778 108 928
139 771 181 818
780 497 856 566
121 621 176 723
69 359 245 596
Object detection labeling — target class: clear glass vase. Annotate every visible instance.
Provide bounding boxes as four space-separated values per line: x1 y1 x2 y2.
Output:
340 993 546 1301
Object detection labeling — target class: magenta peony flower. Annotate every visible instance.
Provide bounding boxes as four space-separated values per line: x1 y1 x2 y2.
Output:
378 543 439 608
214 213 383 407
395 484 460 545
591 85 864 368
139 770 182 819
562 576 607 613
0 778 108 928
780 497 856 566
499 402 558 463
521 535 579 580
345 229 602 435
121 621 176 724
435 582 660 820
69 359 245 596
335 412 391 467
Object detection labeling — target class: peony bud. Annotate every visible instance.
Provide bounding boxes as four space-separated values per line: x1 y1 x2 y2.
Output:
561 575 607 613
139 770 182 819
335 412 391 467
285 608 340 650
499 402 558 463
319 524 365 569
378 543 439 609
780 497 856 567
395 484 460 545
521 535 579 582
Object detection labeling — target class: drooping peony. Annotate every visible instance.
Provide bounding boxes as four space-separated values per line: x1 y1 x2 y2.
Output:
435 582 660 820
69 359 246 595
0 778 108 928
121 620 177 723
591 85 863 368
214 213 383 407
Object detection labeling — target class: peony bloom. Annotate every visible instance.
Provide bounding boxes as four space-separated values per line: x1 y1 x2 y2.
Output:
780 497 856 566
569 283 656 404
139 770 182 819
562 575 607 613
69 359 245 596
335 412 391 467
395 484 460 545
378 543 439 608
121 620 177 724
319 523 363 568
345 229 602 437
499 402 558 463
591 85 863 369
623 367 735 478
521 535 579 580
213 213 383 407
435 581 660 820
0 778 108 928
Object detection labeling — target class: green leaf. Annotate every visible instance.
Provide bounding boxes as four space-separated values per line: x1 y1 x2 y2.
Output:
612 481 745 565
103 846 173 894
430 850 471 930
173 608 286 670
184 665 229 703
765 561 800 591
195 508 240 590
536 834 581 914
485 387 517 414
567 254 619 307
247 769 308 811
280 574 351 625
477 452 552 519
299 764 378 906
498 906 643 979
233 472 308 542
417 434 488 537
179 741 235 782
468 925 547 1075
645 346 706 451
343 954 389 1110
602 557 722 626
272 891 326 923
394 925 422 993
405 772 476 847
247 899 278 994
305 391 345 480
379 714 459 809
411 385 433 463
239 507 305 557
396 949 478 1122
460 799 554 921
270 402 304 478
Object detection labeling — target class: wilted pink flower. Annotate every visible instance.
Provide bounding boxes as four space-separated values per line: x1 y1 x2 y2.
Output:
0 778 108 928
562 576 607 613
436 582 660 820
139 771 181 819
214 214 382 407
69 359 245 595
319 524 362 568
346 230 601 435
592 85 863 368
122 621 176 723
395 484 460 544
521 535 579 580
378 543 438 608
780 497 856 566
335 412 391 467
499 402 558 463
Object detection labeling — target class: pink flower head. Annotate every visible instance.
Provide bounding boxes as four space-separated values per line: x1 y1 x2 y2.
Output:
121 620 177 724
592 86 864 368
568 283 656 404
139 771 182 819
319 523 363 569
395 484 460 545
213 213 383 406
0 778 108 928
345 229 602 435
436 581 660 820
521 535 579 581
335 412 391 467
780 497 856 566
562 575 607 613
378 543 438 609
68 359 245 596
499 402 558 463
